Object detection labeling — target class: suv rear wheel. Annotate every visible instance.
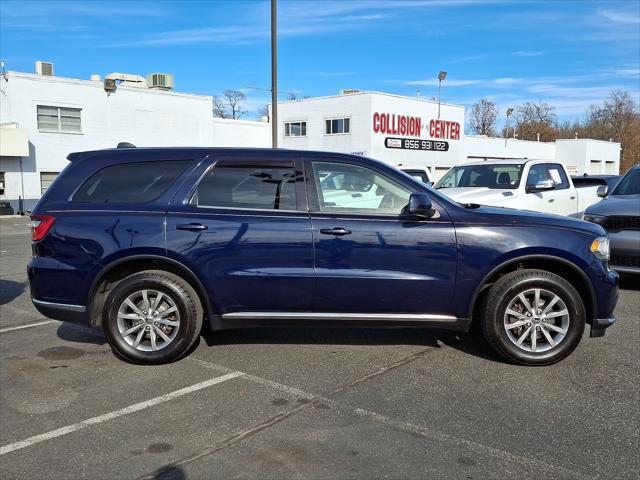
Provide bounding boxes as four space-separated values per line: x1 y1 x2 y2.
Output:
480 269 585 366
103 270 203 364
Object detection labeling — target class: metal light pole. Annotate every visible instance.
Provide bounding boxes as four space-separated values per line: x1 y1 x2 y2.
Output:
437 71 447 119
505 107 513 147
270 0 278 148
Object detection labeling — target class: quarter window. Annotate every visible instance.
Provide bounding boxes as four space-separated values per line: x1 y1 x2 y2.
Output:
325 117 350 135
37 106 82 133
40 172 59 195
313 162 410 215
73 161 190 203
195 165 297 210
284 121 307 137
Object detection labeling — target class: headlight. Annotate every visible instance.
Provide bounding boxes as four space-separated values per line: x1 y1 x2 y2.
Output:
583 214 606 225
590 236 610 261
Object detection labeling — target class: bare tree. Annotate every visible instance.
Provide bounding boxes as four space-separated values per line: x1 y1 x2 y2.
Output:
505 101 558 142
212 89 247 119
555 119 583 139
468 99 498 136
258 104 270 120
583 90 640 172
212 96 228 118
287 92 298 101
224 89 247 119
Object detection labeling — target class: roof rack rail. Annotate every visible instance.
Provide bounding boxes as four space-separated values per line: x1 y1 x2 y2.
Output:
116 142 136 148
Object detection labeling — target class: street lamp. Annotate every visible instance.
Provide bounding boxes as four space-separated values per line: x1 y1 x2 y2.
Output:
437 71 447 119
505 107 514 146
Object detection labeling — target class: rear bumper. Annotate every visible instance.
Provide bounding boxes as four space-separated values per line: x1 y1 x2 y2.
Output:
31 298 90 325
590 316 616 338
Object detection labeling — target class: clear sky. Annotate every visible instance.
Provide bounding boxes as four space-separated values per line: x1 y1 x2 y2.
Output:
1 0 639 123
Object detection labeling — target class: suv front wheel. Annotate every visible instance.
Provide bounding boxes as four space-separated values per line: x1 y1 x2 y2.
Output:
103 270 203 364
481 269 586 366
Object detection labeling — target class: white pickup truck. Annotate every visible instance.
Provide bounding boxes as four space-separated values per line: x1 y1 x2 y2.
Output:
434 159 603 217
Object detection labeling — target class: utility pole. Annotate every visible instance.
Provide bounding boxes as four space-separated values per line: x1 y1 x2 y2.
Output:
271 0 278 148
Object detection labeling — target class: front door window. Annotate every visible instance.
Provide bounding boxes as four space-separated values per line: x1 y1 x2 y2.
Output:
313 162 411 215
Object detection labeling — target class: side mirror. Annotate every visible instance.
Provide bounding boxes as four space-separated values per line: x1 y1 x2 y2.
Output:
526 179 555 193
409 192 436 218
597 185 608 198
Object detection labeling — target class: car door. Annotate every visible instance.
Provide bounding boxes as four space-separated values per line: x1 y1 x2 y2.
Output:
525 163 574 215
544 163 575 215
305 155 458 317
165 151 314 315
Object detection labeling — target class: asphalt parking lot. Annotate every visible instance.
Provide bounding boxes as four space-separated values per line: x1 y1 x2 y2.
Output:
0 217 638 480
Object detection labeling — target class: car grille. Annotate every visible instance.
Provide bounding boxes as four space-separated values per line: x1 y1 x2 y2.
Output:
611 255 640 268
602 216 640 231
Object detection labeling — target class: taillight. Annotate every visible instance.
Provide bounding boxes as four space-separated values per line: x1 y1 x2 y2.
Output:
30 214 55 241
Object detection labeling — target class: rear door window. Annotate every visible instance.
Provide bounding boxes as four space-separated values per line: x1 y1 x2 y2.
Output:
194 164 298 210
73 160 191 203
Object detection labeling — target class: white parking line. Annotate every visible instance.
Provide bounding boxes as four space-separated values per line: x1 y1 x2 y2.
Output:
0 372 244 456
188 357 594 480
0 320 58 333
190 357 327 401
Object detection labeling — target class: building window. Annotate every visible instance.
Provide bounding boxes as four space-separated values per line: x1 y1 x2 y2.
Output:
284 121 306 137
40 172 59 195
37 105 82 133
0 172 5 196
325 117 350 135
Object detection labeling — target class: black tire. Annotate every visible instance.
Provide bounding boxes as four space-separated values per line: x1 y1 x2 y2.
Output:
480 269 585 366
102 270 203 364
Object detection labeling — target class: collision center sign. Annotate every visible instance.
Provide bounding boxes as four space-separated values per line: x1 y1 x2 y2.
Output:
373 112 460 151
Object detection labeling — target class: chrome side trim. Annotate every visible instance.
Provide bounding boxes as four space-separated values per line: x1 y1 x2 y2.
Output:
222 312 457 322
32 299 86 313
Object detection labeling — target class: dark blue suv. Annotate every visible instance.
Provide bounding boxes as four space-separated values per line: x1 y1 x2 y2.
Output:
28 147 618 365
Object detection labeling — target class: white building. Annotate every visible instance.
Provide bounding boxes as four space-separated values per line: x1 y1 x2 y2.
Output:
277 91 621 180
0 65 621 214
0 68 268 212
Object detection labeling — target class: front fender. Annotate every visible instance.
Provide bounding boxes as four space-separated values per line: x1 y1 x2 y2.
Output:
452 224 599 320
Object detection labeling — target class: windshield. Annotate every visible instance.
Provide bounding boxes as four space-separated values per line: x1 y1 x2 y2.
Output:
435 164 523 190
611 168 640 195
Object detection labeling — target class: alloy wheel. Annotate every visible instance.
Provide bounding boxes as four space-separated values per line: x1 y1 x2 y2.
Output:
116 289 181 352
503 288 570 353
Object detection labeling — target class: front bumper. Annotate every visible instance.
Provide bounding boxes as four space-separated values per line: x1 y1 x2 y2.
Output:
609 229 640 274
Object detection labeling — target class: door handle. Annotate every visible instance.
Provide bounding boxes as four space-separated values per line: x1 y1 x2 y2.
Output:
176 223 208 232
320 227 352 236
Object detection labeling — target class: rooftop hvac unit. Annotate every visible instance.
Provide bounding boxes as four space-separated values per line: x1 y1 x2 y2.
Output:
146 73 174 90
36 61 54 76
340 89 361 95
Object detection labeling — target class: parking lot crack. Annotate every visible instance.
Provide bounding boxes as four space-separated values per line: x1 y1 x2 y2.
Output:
178 353 600 480
139 349 435 479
